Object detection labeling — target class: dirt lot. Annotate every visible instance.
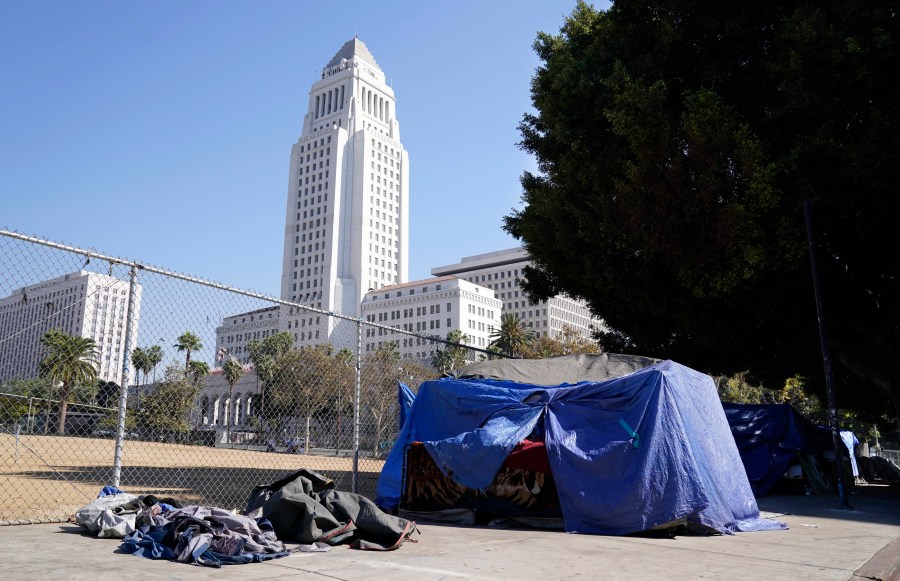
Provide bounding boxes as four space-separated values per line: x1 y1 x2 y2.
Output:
0 433 385 523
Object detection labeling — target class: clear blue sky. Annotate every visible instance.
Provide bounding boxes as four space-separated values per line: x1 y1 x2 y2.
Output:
1 0 605 298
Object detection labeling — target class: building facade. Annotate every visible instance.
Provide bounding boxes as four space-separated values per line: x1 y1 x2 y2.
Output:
0 270 142 384
215 306 281 365
217 38 410 358
360 276 501 362
280 37 409 320
431 248 604 341
195 365 257 430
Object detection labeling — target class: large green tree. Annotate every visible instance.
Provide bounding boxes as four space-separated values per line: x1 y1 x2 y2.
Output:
247 331 294 420
137 365 201 440
361 342 402 458
519 325 600 359
431 330 471 375
38 329 99 435
266 344 345 443
505 1 900 430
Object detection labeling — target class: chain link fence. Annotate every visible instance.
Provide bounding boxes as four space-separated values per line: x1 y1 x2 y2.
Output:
0 229 497 524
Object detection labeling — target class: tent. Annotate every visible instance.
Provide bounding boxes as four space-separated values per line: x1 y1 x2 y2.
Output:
453 352 660 384
376 359 785 535
722 403 832 496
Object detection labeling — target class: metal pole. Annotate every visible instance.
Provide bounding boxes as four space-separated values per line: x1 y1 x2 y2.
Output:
803 200 851 509
112 265 139 487
352 319 362 493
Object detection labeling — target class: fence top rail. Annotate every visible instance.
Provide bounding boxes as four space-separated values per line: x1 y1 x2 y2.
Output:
0 391 117 412
1 228 513 360
0 228 352 323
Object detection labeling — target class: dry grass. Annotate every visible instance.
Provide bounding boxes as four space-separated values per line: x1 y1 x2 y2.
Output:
0 433 385 523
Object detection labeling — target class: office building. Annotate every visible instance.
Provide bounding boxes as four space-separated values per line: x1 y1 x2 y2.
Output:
0 270 142 384
360 276 501 362
431 248 604 340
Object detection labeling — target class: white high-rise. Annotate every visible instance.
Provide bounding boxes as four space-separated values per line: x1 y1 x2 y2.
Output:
217 38 409 357
280 37 409 317
0 271 142 384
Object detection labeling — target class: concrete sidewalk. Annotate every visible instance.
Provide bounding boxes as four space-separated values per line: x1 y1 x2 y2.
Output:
1 486 898 580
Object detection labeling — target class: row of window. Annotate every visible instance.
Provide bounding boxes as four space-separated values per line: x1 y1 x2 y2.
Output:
299 136 331 152
371 138 400 158
314 86 345 119
361 86 391 123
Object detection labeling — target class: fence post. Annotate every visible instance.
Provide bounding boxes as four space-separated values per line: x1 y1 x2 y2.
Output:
112 265 139 487
352 319 362 493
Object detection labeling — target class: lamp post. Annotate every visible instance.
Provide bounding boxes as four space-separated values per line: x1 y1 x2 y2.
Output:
803 200 851 510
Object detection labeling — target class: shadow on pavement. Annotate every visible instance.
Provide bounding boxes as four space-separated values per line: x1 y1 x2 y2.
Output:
12 464 382 509
758 484 900 527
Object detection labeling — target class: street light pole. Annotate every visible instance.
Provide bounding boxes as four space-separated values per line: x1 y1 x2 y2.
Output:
803 200 851 510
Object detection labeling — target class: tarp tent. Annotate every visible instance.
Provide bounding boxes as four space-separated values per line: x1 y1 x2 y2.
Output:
376 359 785 535
453 352 660 385
722 403 832 496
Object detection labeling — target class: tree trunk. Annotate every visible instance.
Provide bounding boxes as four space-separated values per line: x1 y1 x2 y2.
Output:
56 382 70 435
43 390 52 435
226 385 233 445
372 412 383 459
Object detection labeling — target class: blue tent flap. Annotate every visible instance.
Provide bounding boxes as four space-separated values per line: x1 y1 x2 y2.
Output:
723 403 832 496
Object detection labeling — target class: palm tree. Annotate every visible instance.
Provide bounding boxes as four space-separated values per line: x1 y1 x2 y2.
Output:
489 313 535 358
188 360 210 386
175 331 202 374
39 329 99 435
247 331 293 423
130 347 149 410
131 347 147 387
222 356 245 444
146 345 163 383
431 331 470 375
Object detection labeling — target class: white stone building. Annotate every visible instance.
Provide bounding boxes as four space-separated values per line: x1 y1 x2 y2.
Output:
214 303 335 366
195 364 257 429
360 276 501 362
217 37 410 357
0 270 142 384
214 306 281 366
431 248 604 341
280 36 409 318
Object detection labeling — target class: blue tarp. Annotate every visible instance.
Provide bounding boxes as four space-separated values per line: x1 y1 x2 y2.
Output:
376 360 785 535
722 403 832 496
398 382 415 430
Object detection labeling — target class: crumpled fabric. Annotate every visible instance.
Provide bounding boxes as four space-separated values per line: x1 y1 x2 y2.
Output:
75 490 174 539
245 468 417 550
120 506 290 567
75 493 139 537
